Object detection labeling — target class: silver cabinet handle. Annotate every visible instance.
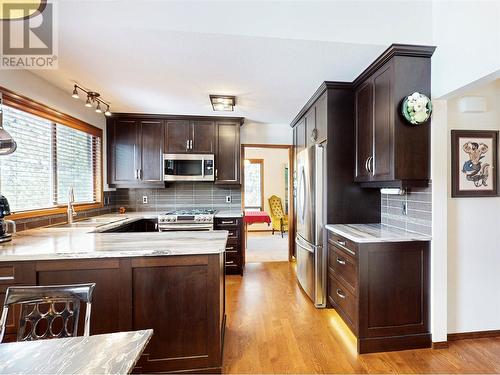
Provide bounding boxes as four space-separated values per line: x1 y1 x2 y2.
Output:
186 140 189 150
336 289 346 299
365 157 370 172
366 156 374 173
370 156 374 173
189 140 193 149
226 261 235 265
134 169 138 179
336 257 346 265
138 169 142 180
226 246 234 250
215 169 218 178
337 240 346 246
221 220 234 224
0 276 15 281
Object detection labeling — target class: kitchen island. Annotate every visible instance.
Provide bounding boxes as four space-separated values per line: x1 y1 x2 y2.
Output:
0 214 227 374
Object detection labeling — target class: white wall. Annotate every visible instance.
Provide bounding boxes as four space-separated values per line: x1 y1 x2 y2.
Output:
0 70 110 189
446 80 500 333
244 147 289 231
431 1 500 98
241 122 293 145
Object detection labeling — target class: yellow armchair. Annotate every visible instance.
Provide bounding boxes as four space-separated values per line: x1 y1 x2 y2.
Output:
268 195 288 238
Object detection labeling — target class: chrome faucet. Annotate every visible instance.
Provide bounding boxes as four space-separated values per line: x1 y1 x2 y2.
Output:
67 187 76 224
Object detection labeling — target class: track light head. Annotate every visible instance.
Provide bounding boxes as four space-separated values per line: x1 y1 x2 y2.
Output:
95 102 102 113
71 85 79 99
85 95 92 107
104 106 112 117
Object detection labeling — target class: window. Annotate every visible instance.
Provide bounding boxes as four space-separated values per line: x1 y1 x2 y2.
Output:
0 101 102 214
244 159 264 211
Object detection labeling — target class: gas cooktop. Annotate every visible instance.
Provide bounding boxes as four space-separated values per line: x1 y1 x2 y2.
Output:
163 208 217 216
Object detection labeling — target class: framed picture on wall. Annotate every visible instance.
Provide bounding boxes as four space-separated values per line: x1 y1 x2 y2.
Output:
451 130 498 197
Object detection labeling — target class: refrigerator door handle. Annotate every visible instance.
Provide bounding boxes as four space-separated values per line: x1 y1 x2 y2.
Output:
296 236 315 253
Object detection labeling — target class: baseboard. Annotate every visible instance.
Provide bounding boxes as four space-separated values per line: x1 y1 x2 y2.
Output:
432 341 449 349
247 229 273 233
448 329 500 341
358 333 432 354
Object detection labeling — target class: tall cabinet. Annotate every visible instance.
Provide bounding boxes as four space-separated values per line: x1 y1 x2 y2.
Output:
290 82 381 257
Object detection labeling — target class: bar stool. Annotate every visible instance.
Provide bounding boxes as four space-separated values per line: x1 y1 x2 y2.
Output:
0 283 95 343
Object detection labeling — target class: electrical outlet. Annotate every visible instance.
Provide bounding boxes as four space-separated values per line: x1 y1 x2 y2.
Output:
142 195 148 204
226 196 231 203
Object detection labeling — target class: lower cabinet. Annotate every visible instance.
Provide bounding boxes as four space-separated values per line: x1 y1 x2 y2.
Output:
0 255 225 374
327 231 430 353
214 216 244 275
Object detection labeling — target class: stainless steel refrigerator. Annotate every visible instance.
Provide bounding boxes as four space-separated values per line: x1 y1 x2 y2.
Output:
295 142 326 307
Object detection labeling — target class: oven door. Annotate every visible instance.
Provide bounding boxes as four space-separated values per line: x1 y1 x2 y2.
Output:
163 154 215 181
158 223 214 232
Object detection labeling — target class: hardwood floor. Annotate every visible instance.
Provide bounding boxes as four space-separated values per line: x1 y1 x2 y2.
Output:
223 262 500 374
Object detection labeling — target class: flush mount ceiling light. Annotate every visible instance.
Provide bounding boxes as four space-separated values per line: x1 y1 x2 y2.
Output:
209 95 235 112
71 84 112 117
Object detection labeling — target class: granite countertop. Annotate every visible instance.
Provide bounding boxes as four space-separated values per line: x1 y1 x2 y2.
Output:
0 329 152 374
0 213 228 262
214 210 244 218
325 223 431 243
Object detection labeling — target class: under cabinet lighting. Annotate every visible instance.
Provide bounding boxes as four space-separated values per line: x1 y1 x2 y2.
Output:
210 95 235 112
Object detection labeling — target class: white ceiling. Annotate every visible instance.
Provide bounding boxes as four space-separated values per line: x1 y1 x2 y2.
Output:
33 0 434 125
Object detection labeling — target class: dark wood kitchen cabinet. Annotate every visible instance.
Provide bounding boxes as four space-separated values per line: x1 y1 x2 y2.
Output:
326 230 431 353
353 44 435 188
0 255 225 373
107 119 163 187
214 216 244 275
107 114 244 188
164 120 215 154
215 121 240 185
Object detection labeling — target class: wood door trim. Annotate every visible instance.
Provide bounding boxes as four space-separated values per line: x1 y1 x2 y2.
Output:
241 144 294 261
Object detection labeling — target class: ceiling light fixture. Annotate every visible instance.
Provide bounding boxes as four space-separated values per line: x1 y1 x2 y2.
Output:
209 95 235 112
71 84 112 117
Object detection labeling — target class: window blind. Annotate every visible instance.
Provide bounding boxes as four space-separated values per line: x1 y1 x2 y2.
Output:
0 105 101 213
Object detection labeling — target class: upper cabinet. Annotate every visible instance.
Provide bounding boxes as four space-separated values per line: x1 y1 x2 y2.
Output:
353 45 435 188
164 120 215 154
107 115 243 188
215 121 240 185
107 119 163 187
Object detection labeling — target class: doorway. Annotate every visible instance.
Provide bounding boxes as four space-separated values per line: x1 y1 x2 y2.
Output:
241 144 294 263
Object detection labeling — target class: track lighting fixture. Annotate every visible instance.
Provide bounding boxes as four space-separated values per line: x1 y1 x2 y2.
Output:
71 84 112 117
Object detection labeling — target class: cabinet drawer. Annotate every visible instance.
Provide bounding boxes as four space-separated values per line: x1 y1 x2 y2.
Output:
225 251 240 264
226 228 240 240
327 232 357 257
328 245 358 295
328 274 357 333
225 244 240 253
215 217 240 227
0 263 35 285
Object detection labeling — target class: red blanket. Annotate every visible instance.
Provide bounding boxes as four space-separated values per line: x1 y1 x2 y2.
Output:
244 211 271 225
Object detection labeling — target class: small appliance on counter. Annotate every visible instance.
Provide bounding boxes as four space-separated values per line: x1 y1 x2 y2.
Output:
0 195 15 243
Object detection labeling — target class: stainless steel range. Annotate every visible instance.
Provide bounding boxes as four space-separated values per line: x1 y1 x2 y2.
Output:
157 208 216 231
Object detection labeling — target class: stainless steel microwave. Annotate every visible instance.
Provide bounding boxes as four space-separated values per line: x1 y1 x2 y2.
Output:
163 154 215 181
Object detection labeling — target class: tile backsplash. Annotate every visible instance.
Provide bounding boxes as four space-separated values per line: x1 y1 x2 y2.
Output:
115 182 242 213
381 185 432 236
